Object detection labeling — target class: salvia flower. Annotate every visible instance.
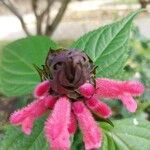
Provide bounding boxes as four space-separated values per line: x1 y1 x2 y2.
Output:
10 49 144 150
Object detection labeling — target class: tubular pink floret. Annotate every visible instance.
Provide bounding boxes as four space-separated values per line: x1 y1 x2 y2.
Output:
10 99 47 124
73 101 102 150
95 78 144 112
10 97 51 134
86 96 112 118
79 83 95 98
96 78 144 98
44 95 57 109
22 117 34 135
45 97 71 150
96 78 126 98
119 94 137 112
34 80 50 98
123 81 144 96
68 112 77 134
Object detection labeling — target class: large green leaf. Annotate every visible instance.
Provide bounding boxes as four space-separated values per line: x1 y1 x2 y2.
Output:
71 118 150 150
100 118 150 150
0 41 8 94
70 9 143 78
0 36 57 96
0 117 49 150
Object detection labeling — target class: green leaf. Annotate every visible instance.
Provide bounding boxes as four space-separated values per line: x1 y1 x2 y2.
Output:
71 118 150 150
0 116 49 150
1 117 150 150
71 128 84 150
0 36 57 96
70 9 143 78
0 41 8 94
100 118 150 150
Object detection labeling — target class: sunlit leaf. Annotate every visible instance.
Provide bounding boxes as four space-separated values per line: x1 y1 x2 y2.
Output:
71 9 144 78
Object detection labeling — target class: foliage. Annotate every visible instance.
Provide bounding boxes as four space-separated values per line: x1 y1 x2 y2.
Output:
73 117 150 150
0 9 149 150
0 116 49 150
0 36 57 96
70 10 140 79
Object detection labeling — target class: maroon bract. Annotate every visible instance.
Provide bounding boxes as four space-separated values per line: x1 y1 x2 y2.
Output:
10 50 144 150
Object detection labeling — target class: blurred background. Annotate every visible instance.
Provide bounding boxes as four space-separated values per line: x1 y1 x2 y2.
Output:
0 0 150 41
0 0 150 133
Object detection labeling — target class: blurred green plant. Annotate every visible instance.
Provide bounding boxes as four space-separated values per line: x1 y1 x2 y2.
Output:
130 26 150 94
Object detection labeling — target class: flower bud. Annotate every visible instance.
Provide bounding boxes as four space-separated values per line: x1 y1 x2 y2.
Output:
45 49 94 99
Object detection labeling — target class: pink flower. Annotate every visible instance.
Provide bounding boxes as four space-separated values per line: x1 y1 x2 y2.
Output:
10 50 144 150
10 78 144 149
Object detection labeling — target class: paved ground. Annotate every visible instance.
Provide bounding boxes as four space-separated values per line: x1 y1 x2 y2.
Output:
0 0 150 41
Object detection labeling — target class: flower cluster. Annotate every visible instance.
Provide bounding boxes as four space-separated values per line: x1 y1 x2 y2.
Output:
10 50 144 150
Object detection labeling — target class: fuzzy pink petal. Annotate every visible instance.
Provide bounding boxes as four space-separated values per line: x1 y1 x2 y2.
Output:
96 78 124 98
86 96 112 118
22 117 34 135
119 94 137 112
96 78 144 98
79 83 95 98
34 80 50 98
95 78 144 113
45 97 71 150
73 101 102 150
44 95 57 109
123 81 144 96
68 112 77 134
10 97 50 126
